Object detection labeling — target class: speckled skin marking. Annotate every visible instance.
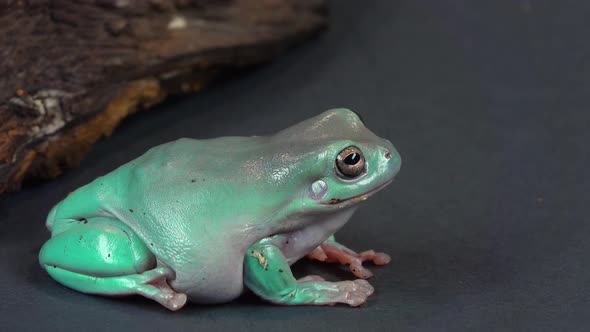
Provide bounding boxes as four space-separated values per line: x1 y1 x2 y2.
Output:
38 109 401 310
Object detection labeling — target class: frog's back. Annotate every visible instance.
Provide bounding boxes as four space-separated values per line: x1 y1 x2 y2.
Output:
49 137 259 221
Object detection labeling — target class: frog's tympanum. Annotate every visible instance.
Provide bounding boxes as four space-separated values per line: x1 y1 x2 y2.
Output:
39 109 402 310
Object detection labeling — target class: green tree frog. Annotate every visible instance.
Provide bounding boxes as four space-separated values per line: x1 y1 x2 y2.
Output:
39 109 402 310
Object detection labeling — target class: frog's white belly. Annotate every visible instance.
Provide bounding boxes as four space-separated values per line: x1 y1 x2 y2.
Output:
168 207 357 303
169 248 247 304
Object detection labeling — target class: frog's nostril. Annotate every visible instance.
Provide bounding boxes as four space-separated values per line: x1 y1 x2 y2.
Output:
384 151 391 159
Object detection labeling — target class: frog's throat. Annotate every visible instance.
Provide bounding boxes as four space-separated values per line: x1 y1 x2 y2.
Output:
320 179 393 206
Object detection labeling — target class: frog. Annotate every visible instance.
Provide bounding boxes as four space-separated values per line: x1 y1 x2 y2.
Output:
38 108 402 311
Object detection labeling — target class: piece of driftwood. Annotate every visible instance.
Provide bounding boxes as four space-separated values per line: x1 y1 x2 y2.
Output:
0 0 327 194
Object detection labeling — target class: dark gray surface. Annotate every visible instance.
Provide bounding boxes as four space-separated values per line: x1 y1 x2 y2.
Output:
1 0 589 331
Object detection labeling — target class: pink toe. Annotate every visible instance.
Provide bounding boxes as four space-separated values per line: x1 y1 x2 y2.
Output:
373 253 391 265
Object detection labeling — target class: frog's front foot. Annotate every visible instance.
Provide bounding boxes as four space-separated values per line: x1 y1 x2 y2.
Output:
307 236 391 279
292 276 374 306
328 279 374 307
244 241 376 307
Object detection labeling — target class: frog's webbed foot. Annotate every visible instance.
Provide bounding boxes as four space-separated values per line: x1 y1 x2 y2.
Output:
306 236 391 279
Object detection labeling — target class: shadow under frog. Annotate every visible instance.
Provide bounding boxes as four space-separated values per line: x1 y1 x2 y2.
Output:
38 109 402 310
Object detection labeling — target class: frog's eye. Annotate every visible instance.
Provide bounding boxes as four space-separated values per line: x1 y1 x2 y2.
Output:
336 146 365 179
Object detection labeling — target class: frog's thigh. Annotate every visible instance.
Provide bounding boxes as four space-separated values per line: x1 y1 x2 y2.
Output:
39 218 154 276
39 218 187 311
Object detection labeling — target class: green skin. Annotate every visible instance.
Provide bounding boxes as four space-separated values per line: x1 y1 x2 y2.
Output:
39 109 401 310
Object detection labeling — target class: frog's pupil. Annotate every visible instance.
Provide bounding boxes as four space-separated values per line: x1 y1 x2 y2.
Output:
344 153 360 165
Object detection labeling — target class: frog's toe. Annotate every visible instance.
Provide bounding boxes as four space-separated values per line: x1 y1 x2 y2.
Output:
137 266 175 283
360 250 391 265
306 247 328 261
349 262 374 279
133 267 188 311
348 249 391 278
336 279 374 307
164 292 187 311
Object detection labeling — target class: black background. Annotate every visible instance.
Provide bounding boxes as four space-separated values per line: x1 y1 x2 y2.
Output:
1 1 589 331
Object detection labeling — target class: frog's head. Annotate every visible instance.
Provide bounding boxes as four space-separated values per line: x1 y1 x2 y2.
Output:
272 108 401 214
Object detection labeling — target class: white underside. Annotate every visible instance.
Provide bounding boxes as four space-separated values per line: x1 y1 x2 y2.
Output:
172 207 358 303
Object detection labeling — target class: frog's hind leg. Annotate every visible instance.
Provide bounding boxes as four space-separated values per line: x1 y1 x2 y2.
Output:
39 217 187 311
44 266 186 311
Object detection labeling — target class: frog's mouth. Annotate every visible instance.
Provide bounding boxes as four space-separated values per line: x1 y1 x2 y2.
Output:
320 179 393 206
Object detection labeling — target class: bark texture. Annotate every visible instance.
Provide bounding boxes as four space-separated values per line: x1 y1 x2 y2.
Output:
0 0 327 193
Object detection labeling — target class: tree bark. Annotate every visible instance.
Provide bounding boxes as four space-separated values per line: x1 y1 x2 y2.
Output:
0 0 327 194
